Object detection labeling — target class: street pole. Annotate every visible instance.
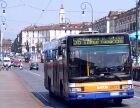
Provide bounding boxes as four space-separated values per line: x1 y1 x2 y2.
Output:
136 0 139 65
81 2 93 31
0 29 2 57
0 0 7 58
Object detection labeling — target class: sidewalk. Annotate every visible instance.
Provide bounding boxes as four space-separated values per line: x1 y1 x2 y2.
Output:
0 69 44 108
133 81 140 87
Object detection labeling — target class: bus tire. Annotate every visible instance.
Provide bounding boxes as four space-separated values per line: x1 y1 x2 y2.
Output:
48 78 53 97
60 80 63 97
44 78 47 89
113 99 122 105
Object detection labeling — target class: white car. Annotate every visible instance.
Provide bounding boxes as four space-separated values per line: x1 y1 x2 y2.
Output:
0 56 3 61
3 57 11 67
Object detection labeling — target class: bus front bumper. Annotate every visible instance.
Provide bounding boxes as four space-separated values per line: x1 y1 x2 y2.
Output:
66 89 134 101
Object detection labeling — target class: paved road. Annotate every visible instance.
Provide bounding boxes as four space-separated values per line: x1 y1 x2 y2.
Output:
13 62 140 108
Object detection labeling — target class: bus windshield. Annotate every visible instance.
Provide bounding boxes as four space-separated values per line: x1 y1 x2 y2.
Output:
69 45 130 78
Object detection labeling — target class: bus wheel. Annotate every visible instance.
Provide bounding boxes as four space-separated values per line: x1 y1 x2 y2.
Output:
113 99 122 105
60 81 63 96
48 78 53 96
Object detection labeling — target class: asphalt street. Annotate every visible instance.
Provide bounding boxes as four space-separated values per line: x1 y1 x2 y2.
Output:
13 62 140 108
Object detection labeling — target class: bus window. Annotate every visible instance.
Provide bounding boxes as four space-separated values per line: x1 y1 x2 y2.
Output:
69 45 130 77
62 48 66 58
69 49 87 77
52 50 57 61
44 52 47 61
58 46 62 55
45 50 53 62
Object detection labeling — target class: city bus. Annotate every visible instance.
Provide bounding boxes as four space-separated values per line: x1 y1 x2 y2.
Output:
44 33 134 104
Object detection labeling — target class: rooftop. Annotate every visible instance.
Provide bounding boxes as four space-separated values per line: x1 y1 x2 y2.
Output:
23 22 91 31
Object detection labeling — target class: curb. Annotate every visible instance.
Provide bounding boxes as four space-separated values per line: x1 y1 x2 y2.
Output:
133 81 140 87
11 70 45 107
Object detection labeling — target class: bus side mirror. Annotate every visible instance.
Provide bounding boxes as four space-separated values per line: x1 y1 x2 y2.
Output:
58 46 62 55
62 40 66 44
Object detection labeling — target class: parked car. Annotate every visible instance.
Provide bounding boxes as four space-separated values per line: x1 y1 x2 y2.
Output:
0 55 3 61
30 62 39 70
3 57 11 67
0 61 3 70
18 56 25 62
25 56 30 62
13 59 21 67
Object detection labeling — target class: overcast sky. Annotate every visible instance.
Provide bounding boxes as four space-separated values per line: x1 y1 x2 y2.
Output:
1 0 137 39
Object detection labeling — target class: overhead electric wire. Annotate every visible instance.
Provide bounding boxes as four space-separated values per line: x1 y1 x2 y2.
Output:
7 0 25 8
34 12 44 25
7 18 33 24
19 0 25 5
6 1 128 28
7 0 113 14
26 4 43 11
34 0 53 24
7 4 25 8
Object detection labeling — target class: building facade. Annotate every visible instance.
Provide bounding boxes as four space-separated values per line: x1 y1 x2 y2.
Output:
0 39 12 54
93 4 140 34
93 11 124 33
12 4 90 54
15 23 89 54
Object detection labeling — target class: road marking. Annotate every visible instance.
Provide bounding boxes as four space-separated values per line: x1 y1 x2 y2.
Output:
134 96 140 99
28 71 41 77
23 69 41 77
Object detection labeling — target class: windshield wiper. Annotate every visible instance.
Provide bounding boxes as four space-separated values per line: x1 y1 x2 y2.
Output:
95 67 122 81
102 71 122 81
110 72 122 81
69 76 97 83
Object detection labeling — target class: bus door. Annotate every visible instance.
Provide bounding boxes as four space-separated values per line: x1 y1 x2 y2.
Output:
52 50 59 93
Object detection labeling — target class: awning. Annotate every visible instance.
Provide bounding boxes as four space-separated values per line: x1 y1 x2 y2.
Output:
43 40 60 52
129 31 140 40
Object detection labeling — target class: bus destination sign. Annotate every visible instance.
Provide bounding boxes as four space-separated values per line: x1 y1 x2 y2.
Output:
72 36 124 46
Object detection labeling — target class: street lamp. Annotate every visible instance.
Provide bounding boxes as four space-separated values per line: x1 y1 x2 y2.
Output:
0 19 6 58
0 0 7 57
80 2 93 31
1 0 7 15
0 26 3 57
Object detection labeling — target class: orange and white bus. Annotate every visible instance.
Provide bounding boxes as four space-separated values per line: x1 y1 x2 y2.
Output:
44 33 134 104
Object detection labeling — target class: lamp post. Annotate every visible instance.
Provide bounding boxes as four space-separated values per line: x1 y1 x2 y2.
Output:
0 27 3 57
0 0 7 57
135 0 139 65
0 0 7 15
81 2 93 31
0 21 7 57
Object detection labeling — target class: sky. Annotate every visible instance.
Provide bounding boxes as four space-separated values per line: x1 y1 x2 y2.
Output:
1 0 137 40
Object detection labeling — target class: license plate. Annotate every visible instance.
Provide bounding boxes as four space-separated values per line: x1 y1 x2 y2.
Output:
110 92 119 96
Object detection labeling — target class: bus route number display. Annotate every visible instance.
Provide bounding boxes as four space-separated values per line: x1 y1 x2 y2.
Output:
72 36 124 46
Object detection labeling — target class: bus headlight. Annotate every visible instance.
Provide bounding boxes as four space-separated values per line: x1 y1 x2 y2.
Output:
121 84 132 90
69 87 83 92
